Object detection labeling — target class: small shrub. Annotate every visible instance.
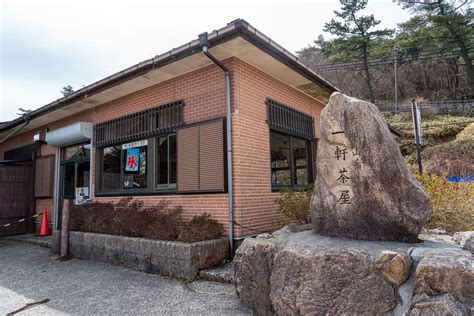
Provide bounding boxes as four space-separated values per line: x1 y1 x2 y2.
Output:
274 185 313 224
420 140 474 176
416 173 474 234
70 198 182 240
178 213 224 242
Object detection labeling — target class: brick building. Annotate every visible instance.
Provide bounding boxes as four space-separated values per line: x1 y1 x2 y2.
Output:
0 19 338 247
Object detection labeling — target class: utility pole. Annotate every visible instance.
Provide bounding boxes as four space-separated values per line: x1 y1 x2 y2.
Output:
411 99 423 174
393 47 400 112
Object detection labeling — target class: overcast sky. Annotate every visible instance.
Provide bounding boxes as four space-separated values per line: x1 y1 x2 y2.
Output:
0 0 411 122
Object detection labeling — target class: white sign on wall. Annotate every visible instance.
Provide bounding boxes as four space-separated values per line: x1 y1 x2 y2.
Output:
122 140 148 150
75 187 89 205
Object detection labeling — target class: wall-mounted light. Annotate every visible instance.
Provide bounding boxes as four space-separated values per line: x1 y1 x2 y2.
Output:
33 128 47 143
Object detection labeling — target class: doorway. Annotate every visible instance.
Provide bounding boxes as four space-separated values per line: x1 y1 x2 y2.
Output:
60 143 91 200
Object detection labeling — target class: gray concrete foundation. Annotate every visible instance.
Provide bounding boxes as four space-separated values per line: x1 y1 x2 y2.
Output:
52 230 229 281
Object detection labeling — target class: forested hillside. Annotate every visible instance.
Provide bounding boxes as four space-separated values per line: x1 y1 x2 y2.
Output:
297 0 473 105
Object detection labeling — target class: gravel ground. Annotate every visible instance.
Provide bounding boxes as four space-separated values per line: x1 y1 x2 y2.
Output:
0 240 251 315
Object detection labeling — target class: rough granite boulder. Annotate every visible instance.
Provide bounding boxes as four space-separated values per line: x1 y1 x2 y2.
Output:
234 238 277 315
408 293 472 316
269 247 396 315
234 226 473 315
413 249 474 302
453 231 474 254
310 92 430 242
375 250 413 285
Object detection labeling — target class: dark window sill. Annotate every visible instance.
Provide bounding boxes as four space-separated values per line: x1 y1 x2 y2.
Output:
271 184 313 193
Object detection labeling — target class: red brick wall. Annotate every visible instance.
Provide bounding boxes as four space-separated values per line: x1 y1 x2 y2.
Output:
0 57 326 237
231 59 325 236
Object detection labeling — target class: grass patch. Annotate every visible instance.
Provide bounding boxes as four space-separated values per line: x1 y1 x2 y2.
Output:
384 113 472 155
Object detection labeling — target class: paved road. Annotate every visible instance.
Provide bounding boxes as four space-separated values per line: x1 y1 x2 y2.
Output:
0 240 251 315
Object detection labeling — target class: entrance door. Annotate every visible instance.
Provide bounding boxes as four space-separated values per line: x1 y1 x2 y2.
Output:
60 143 91 200
0 162 34 236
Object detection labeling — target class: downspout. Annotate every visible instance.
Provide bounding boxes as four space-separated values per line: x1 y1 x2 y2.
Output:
198 32 234 256
0 114 30 144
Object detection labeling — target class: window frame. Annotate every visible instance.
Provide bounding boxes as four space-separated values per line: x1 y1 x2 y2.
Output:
154 133 177 191
269 130 314 191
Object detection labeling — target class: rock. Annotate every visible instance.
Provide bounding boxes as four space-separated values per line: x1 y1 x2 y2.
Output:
413 249 474 302
234 238 276 315
310 92 430 242
235 228 414 315
408 293 472 316
423 228 448 235
453 231 474 254
375 250 413 285
235 227 474 315
270 247 397 315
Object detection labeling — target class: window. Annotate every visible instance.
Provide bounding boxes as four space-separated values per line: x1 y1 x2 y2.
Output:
156 134 177 188
102 146 121 190
270 131 311 189
95 100 184 195
61 143 91 198
99 140 148 192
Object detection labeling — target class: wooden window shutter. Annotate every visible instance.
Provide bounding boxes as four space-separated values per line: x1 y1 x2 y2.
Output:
34 159 44 197
177 119 225 193
177 125 200 192
34 156 55 197
199 120 225 191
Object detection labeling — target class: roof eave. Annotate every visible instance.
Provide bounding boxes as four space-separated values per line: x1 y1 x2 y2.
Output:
0 19 339 133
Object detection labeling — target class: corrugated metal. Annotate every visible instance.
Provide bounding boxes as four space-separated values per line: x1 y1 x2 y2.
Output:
0 164 34 236
199 120 225 191
95 100 184 148
266 98 314 140
177 125 200 192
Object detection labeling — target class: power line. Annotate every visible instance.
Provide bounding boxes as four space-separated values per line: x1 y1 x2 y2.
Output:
309 46 474 72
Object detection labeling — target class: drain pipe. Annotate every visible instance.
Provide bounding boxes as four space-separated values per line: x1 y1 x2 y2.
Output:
0 114 30 144
198 32 234 256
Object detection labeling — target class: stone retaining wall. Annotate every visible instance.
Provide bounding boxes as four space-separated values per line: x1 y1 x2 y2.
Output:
52 230 229 281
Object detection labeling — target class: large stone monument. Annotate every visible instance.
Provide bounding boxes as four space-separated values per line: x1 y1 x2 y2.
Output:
311 92 430 242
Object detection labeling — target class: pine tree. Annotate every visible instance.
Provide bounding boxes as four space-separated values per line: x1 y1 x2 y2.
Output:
61 85 75 97
396 0 473 97
322 0 394 103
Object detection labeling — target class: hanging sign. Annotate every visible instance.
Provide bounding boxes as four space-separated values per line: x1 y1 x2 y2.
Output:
125 148 140 172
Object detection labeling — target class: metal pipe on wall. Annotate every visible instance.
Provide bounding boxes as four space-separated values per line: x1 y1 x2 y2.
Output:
199 32 235 256
54 147 61 229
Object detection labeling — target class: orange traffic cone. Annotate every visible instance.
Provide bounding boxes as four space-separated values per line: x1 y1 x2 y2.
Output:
37 208 51 237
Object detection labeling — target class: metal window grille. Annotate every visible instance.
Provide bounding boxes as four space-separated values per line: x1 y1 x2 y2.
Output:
266 99 314 140
95 101 184 148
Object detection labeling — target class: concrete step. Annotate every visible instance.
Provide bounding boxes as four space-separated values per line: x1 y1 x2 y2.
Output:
2 234 52 248
198 261 234 284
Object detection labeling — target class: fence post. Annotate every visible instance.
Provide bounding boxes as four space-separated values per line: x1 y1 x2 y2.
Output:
411 99 423 174
59 199 71 258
